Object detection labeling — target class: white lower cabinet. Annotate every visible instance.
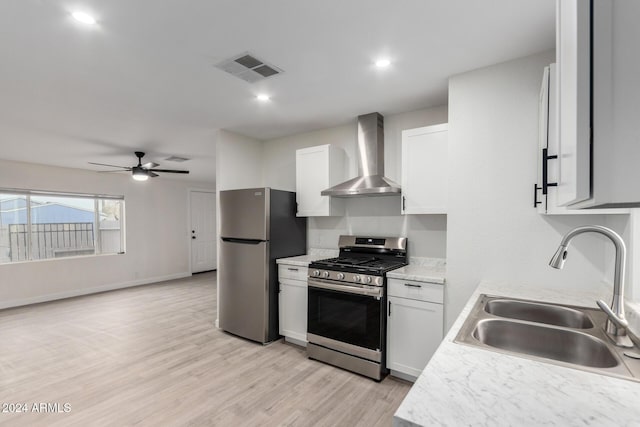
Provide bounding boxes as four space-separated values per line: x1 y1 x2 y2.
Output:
387 278 444 381
278 264 308 346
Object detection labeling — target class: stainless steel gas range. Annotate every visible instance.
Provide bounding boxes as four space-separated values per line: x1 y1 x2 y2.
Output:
307 235 408 381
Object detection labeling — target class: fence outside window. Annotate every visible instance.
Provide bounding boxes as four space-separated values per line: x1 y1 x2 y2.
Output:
0 189 124 264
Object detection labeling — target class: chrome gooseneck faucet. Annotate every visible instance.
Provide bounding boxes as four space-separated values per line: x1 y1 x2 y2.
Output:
549 225 634 348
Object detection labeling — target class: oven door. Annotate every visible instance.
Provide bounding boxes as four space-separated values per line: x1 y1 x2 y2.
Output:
307 279 384 354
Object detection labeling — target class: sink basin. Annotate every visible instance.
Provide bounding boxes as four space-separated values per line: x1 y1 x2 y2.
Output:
484 299 594 329
455 294 640 382
473 319 617 368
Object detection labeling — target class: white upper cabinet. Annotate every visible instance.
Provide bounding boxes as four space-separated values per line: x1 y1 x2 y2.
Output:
401 124 448 215
557 0 640 208
535 63 626 215
556 0 591 206
295 144 345 217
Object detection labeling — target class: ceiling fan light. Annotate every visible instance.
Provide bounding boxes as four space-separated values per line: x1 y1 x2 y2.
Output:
132 169 149 181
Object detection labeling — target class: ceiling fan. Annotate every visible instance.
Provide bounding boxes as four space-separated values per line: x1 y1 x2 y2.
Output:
89 151 189 181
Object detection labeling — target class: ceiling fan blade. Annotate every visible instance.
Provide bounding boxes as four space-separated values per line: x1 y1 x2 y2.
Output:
150 169 189 174
149 172 159 177
89 162 130 169
142 162 160 169
97 170 129 173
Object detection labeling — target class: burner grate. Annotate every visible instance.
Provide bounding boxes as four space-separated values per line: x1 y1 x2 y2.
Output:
313 257 406 273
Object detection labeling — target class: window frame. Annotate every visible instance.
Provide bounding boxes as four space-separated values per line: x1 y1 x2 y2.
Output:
0 188 125 264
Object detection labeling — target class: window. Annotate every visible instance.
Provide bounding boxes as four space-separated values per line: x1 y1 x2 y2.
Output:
0 189 124 264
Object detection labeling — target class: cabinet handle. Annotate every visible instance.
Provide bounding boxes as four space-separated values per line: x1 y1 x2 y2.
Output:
542 148 558 195
402 196 406 211
388 300 392 316
404 283 422 288
287 268 299 271
533 183 542 208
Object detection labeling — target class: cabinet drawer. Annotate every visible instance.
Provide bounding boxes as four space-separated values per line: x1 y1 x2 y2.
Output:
388 278 443 304
278 264 309 281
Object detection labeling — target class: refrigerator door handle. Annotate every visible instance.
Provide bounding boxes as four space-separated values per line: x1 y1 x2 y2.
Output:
220 237 264 245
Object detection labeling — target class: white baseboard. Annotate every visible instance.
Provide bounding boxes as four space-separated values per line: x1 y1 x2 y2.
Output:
0 272 192 310
389 369 417 383
284 336 307 348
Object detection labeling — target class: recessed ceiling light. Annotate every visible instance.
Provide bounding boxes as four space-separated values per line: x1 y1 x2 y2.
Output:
256 94 270 102
71 11 97 25
375 59 391 68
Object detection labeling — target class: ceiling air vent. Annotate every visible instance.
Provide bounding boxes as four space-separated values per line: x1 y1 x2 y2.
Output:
165 156 190 163
215 52 284 83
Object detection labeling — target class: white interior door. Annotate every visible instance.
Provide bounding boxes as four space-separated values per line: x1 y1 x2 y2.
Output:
190 190 217 273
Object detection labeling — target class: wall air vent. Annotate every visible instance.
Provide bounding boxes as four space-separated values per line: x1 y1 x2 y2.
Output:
165 156 190 162
215 52 284 83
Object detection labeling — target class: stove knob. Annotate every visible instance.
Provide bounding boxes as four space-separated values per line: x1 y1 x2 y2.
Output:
322 271 330 278
313 270 320 277
353 275 361 283
365 276 372 284
337 273 345 280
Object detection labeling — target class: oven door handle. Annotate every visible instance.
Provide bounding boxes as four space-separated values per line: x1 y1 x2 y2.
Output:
308 279 383 298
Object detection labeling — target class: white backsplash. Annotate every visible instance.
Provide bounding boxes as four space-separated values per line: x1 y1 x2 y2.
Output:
308 248 339 258
409 257 447 268
307 197 447 259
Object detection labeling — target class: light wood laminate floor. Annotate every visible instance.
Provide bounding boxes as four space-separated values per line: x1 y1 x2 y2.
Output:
0 272 411 426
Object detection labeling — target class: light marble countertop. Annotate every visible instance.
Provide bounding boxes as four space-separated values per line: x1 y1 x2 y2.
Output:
386 266 446 284
393 280 640 427
387 258 446 284
275 248 338 267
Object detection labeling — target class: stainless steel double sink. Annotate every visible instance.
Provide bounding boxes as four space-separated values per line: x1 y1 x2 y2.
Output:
455 294 640 382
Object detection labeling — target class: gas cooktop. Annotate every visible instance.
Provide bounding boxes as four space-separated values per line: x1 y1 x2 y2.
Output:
308 235 408 284
311 256 407 274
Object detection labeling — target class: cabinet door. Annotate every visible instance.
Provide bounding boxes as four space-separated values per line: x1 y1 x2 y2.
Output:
387 296 443 379
401 124 448 214
590 0 640 207
538 63 627 215
295 145 344 217
536 65 551 214
278 278 308 344
556 0 591 206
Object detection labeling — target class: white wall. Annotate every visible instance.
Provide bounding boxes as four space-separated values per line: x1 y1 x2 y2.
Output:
262 107 448 258
214 130 264 325
445 50 629 329
0 158 214 308
216 130 264 192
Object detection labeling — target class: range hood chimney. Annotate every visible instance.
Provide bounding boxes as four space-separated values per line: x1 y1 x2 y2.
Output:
321 112 401 197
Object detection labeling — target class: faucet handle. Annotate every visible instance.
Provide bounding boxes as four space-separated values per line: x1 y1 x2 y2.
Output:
597 299 629 329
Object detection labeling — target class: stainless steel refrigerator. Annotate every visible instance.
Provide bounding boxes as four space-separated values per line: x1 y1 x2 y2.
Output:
219 188 306 343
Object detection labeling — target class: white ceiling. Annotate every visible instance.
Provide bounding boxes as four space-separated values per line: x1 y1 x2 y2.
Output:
0 0 555 183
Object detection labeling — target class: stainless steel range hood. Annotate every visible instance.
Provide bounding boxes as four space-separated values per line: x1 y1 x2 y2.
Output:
321 112 401 197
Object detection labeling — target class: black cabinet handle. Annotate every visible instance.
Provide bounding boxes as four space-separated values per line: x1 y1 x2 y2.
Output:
533 183 542 208
388 300 392 316
192 236 196 240
287 267 299 272
402 196 406 211
404 283 422 288
542 148 558 195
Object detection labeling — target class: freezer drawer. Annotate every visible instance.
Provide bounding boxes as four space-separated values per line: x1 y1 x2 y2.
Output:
219 238 269 342
220 188 269 241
